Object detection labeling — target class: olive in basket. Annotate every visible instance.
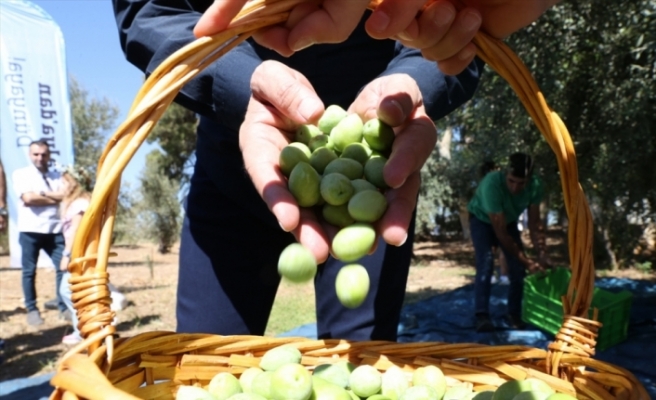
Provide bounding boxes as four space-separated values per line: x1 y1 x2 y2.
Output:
270 363 313 400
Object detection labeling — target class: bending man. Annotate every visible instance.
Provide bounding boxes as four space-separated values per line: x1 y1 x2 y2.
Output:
467 153 549 332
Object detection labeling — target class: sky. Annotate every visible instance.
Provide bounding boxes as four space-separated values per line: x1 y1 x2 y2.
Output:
31 0 157 187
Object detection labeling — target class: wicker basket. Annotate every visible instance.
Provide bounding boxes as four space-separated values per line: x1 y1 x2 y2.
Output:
49 1 649 399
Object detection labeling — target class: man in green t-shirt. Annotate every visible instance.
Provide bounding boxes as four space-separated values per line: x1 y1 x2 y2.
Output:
467 153 550 332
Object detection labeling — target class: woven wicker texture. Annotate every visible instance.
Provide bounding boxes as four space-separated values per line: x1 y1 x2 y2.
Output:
48 1 649 399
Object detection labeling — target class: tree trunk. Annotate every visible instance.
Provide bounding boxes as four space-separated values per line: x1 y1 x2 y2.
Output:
439 127 452 160
557 206 570 235
458 201 471 241
540 198 550 228
601 225 620 270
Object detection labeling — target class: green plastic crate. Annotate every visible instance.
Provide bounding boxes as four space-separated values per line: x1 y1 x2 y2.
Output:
522 267 633 351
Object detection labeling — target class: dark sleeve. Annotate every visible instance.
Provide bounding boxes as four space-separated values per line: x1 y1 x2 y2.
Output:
380 42 484 121
112 0 261 131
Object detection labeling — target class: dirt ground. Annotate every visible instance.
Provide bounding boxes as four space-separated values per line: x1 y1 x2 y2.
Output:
0 228 653 382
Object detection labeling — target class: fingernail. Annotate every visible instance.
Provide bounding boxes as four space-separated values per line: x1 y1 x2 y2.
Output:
396 233 408 247
369 9 390 33
390 177 406 189
461 11 481 31
390 99 404 119
433 3 455 26
298 98 320 122
291 37 314 52
279 221 291 232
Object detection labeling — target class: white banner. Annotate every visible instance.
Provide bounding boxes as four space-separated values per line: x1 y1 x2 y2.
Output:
0 0 74 268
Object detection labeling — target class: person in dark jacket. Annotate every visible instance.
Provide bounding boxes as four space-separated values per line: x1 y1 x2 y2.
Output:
112 0 486 340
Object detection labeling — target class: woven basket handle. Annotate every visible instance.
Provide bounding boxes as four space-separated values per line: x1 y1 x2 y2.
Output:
470 26 600 371
63 0 597 373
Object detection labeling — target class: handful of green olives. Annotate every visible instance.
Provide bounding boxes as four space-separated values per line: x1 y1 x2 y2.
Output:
276 105 396 309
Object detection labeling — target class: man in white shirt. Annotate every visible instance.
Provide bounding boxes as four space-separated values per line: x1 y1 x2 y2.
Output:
12 140 68 326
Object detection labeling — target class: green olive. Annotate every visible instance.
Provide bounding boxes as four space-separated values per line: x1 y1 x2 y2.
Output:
309 134 335 152
331 222 376 262
322 203 355 228
364 156 388 190
279 143 311 177
323 158 363 180
310 147 338 174
335 264 370 309
351 179 378 193
330 113 364 153
288 162 321 207
277 243 317 283
348 190 387 223
362 118 395 152
320 173 355 206
295 124 322 145
340 142 371 165
318 105 348 134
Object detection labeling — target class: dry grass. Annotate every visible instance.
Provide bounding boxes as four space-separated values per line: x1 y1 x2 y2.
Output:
0 243 178 381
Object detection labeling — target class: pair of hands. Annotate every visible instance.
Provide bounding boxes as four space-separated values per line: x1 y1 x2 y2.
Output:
205 0 559 262
240 61 436 263
196 0 558 75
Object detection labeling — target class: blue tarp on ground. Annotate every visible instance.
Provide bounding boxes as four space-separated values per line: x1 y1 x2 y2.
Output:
281 277 656 397
2 277 655 399
0 373 52 400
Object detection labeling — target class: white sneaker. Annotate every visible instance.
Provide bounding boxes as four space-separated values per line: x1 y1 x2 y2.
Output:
109 287 128 311
499 275 510 285
62 333 82 345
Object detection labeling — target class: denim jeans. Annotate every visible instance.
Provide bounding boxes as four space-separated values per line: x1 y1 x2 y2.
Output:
59 272 80 337
19 232 66 312
470 215 526 317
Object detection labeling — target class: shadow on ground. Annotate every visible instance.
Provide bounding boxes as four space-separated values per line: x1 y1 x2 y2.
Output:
115 314 161 332
0 307 25 322
0 325 68 381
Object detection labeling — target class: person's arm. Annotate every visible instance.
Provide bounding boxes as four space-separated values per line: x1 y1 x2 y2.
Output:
60 212 84 270
113 0 262 125
44 191 65 202
12 170 61 206
527 204 549 266
114 0 482 130
19 172 65 205
40 183 65 203
488 212 541 272
19 191 61 206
